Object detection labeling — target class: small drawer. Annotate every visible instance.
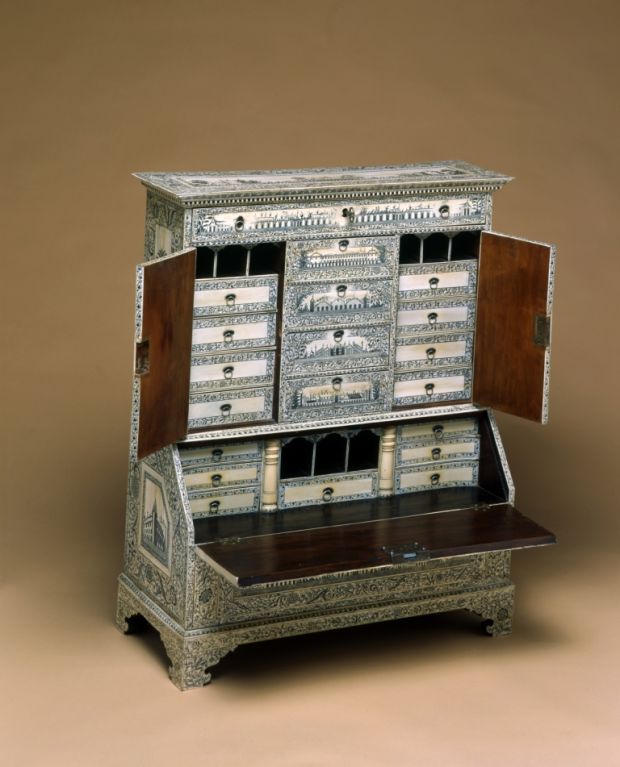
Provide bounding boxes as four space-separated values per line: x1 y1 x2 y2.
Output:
395 461 479 494
179 441 263 466
395 333 473 370
399 417 478 442
398 261 477 299
281 370 391 422
284 278 393 330
279 471 378 509
192 313 277 353
393 368 472 406
193 276 278 317
396 298 476 335
184 461 261 491
396 436 480 466
190 350 276 391
189 486 261 517
188 387 273 429
286 236 397 280
282 324 391 376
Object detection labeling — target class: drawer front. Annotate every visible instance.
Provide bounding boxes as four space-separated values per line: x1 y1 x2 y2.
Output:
284 279 393 330
279 471 378 509
281 370 391 422
396 299 476 334
398 261 477 299
395 333 473 370
192 313 277 352
282 324 391 376
395 461 479 493
188 387 273 429
189 486 261 517
286 236 397 281
193 276 277 317
396 436 480 466
393 368 472 406
184 461 261 491
179 441 263 466
190 350 276 391
399 417 478 442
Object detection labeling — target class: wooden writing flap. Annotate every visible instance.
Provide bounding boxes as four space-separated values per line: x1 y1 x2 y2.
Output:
473 232 554 423
136 248 196 459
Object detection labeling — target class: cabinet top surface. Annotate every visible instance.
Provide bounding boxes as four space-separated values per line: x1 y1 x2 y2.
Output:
134 161 512 205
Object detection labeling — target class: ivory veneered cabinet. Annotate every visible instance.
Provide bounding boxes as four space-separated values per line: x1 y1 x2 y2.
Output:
117 162 556 689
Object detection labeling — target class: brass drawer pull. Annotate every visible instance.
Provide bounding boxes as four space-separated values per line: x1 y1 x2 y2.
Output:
209 500 220 512
322 486 334 502
223 366 234 379
211 449 223 462
234 216 244 231
429 277 439 290
223 329 234 343
336 284 347 297
427 312 438 326
225 293 236 308
430 473 441 486
332 377 343 391
425 383 435 396
339 239 349 251
211 474 222 488
342 207 355 223
333 330 344 343
426 347 436 360
432 424 444 439
431 447 441 460
220 404 232 417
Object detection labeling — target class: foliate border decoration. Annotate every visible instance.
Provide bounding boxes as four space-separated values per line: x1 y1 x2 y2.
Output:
144 191 185 260
398 259 479 299
395 332 474 371
394 459 480 494
393 366 473 406
396 297 477 335
188 387 274 430
190 350 276 392
193 276 278 317
278 469 379 509
395 434 480 467
191 312 277 354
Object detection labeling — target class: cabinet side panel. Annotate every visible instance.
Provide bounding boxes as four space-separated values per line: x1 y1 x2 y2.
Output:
137 249 195 459
473 232 552 422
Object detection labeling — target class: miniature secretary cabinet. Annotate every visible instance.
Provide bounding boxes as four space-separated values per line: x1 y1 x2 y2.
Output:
116 162 556 689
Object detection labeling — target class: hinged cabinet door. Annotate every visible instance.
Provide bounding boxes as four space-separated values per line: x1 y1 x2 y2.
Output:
134 248 196 459
473 232 555 423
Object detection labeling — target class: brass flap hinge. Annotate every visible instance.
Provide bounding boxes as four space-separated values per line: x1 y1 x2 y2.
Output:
534 315 552 347
383 542 430 563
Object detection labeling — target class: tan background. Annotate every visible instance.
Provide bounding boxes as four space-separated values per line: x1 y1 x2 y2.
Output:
2 0 619 764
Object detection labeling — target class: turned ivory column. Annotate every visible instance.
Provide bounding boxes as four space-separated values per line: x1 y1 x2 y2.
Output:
261 439 280 512
378 426 397 496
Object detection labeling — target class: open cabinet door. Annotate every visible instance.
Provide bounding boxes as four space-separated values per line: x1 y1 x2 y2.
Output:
135 248 196 459
473 232 555 423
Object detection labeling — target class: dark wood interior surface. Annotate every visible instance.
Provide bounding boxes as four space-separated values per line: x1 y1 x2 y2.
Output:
193 486 505 544
137 249 196 459
473 232 552 422
197 503 555 586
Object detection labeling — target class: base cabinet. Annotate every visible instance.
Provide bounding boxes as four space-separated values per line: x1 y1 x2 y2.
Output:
118 162 556 688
